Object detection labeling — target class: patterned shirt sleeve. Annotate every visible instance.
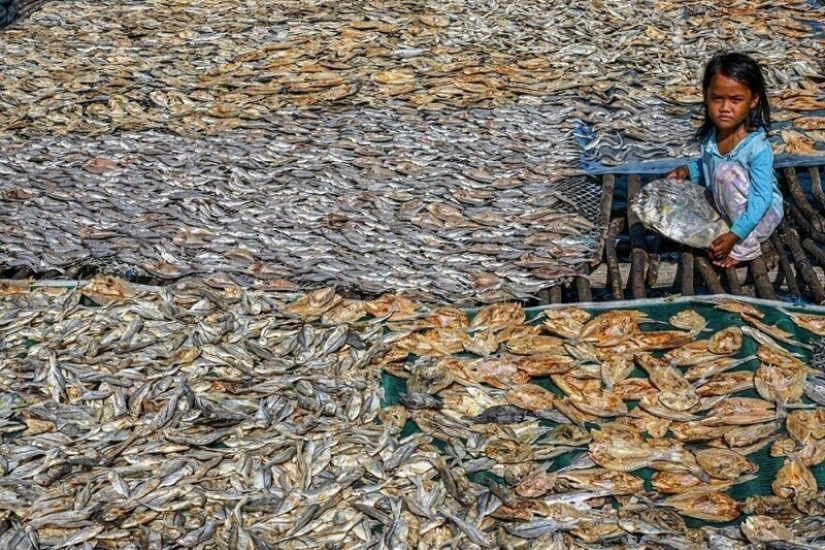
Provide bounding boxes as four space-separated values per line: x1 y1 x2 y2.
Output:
686 159 703 185
729 146 775 240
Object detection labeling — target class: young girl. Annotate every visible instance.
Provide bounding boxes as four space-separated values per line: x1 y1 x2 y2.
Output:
667 51 783 268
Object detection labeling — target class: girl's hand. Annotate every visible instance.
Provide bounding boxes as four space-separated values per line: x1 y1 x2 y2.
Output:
710 232 740 266
666 166 690 181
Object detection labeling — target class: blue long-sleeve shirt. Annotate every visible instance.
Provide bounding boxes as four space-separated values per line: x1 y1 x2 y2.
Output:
686 128 781 240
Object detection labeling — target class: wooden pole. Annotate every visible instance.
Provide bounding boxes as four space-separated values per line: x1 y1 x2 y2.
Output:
576 265 593 303
626 174 648 300
748 257 776 300
782 226 825 304
549 285 564 304
724 267 744 295
681 249 694 297
785 200 825 245
802 237 825 273
695 256 725 294
784 167 820 220
810 166 825 214
605 218 624 301
770 232 801 299
595 174 615 267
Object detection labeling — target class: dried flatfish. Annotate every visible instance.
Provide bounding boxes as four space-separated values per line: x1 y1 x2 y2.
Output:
742 314 812 351
600 354 634 389
471 303 526 332
663 491 740 523
741 517 799 547
558 469 644 494
505 384 555 412
707 326 743 355
754 362 805 405
518 354 579 377
697 371 755 397
773 457 818 501
694 448 758 481
669 310 708 332
786 409 825 443
709 298 764 319
783 310 825 337
724 422 782 448
704 397 777 426
651 471 739 495
407 359 455 395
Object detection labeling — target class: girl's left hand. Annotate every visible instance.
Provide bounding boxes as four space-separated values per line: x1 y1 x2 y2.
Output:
709 232 739 263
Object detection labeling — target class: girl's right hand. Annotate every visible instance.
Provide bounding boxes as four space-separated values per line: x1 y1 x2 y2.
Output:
666 166 689 181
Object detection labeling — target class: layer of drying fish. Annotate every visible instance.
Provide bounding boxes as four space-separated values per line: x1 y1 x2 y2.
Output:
0 120 599 304
381 293 825 547
4 277 825 548
1 0 823 166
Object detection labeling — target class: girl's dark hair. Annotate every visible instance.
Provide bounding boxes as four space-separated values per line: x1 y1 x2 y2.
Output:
696 51 771 140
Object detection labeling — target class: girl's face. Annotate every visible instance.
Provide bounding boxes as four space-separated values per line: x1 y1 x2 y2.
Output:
705 73 758 134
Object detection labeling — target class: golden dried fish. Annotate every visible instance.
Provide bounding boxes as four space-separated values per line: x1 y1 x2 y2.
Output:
706 326 743 355
578 310 644 347
684 354 757 381
506 332 565 355
772 456 818 501
663 340 725 367
742 314 812 351
663 491 740 522
786 409 825 443
471 354 531 389
541 307 589 339
518 354 579 377
614 410 671 439
463 329 500 356
704 397 777 426
600 353 635 389
651 471 738 495
471 302 526 331
709 298 764 319
754 362 805 405
783 309 825 336
694 448 758 480
696 371 755 397
740 515 796 544
724 422 782 448
504 384 555 412
612 377 658 401
669 422 734 443
631 328 699 351
568 388 628 418
669 310 707 332
558 468 644 494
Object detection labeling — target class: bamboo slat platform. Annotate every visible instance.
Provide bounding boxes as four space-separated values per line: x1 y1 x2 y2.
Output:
539 165 825 306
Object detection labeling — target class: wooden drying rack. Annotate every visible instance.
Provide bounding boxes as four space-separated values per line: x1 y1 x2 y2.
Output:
537 166 825 306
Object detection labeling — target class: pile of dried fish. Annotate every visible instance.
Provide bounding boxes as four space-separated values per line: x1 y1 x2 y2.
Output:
4 278 825 548
1 0 823 164
382 295 825 547
0 118 599 304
